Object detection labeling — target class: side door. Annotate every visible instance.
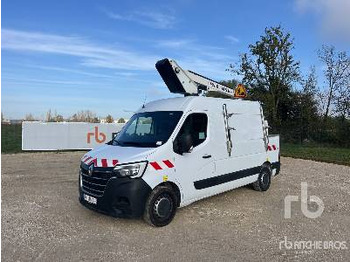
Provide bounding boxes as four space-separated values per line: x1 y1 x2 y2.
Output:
173 112 215 203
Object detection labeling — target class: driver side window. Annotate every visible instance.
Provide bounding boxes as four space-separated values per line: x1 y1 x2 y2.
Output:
174 113 208 154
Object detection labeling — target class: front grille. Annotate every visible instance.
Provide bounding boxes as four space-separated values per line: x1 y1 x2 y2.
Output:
80 162 116 197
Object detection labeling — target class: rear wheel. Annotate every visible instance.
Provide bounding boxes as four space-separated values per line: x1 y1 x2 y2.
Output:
252 166 272 191
143 185 177 227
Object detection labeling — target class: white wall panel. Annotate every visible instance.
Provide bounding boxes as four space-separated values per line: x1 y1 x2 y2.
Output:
22 122 124 150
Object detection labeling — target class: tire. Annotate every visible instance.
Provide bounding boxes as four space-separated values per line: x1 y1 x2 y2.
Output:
252 165 272 191
143 185 177 227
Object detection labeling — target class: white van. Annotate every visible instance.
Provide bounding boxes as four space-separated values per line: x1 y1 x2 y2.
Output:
79 59 280 227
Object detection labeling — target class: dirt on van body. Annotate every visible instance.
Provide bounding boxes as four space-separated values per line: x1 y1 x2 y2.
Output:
2 152 350 261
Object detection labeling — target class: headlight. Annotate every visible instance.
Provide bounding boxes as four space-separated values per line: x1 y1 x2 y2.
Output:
113 161 148 178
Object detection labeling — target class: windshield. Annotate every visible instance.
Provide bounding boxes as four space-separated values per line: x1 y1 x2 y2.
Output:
112 111 183 147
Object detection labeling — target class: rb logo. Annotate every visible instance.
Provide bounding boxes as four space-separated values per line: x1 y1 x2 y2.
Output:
284 182 324 219
87 126 106 144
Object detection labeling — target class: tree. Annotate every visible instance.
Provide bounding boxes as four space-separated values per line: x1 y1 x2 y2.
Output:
298 67 320 142
318 45 350 118
230 25 300 130
46 109 65 122
106 114 114 123
46 109 54 122
70 110 98 123
25 113 35 121
55 115 64 122
219 79 238 89
206 79 238 98
303 66 318 96
117 118 125 123
92 117 100 123
336 81 350 120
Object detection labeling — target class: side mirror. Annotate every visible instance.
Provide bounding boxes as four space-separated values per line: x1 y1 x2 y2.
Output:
112 132 120 139
174 133 193 155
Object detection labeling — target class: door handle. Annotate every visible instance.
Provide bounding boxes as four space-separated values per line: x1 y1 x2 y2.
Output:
202 154 212 159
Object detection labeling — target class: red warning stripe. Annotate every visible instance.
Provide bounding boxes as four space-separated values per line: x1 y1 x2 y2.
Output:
84 157 119 167
150 160 175 170
267 145 277 151
101 159 108 167
86 157 95 165
163 160 174 168
150 162 162 170
85 156 93 163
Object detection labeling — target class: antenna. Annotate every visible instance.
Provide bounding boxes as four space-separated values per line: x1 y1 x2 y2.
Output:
142 94 147 108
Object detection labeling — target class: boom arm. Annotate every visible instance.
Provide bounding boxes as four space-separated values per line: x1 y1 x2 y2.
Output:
156 58 235 98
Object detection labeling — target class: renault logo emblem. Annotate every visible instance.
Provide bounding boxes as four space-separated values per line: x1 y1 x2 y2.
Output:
88 164 94 176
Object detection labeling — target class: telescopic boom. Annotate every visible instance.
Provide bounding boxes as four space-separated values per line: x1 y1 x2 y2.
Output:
156 58 235 98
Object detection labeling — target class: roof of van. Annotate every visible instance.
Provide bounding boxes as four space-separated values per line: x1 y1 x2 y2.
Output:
138 96 261 113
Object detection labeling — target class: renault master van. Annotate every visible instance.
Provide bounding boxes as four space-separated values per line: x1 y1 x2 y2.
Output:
79 59 280 227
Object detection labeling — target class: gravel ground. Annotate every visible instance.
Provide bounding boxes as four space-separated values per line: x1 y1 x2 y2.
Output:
2 152 350 261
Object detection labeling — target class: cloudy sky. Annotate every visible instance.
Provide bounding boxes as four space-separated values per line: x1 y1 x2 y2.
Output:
2 0 350 119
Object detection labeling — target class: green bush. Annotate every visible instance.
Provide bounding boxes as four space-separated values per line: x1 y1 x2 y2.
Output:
2 124 22 153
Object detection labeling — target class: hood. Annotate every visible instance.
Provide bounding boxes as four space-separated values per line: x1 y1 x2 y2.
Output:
81 144 156 167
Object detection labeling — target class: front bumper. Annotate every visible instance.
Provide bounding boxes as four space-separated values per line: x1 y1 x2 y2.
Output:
79 176 152 218
272 161 281 175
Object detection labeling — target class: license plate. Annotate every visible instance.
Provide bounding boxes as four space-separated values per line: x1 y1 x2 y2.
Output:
84 194 97 205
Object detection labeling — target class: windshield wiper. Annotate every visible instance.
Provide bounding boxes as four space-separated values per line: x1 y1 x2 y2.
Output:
121 141 144 146
119 141 156 147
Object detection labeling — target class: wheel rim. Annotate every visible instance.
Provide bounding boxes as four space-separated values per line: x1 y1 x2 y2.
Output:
153 193 173 220
261 171 270 187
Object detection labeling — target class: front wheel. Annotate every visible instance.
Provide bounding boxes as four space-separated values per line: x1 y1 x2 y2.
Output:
252 166 272 191
143 185 177 227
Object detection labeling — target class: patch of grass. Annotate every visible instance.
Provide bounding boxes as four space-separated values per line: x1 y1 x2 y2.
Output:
281 143 350 166
1 124 22 153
